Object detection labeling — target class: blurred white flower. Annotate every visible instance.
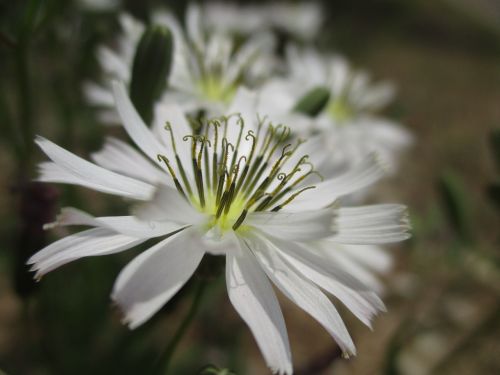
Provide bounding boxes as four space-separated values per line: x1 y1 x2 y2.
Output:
258 46 413 173
84 5 275 124
31 83 410 374
203 2 323 41
154 4 275 115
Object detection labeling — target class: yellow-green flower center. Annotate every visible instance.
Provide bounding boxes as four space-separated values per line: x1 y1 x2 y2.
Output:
197 75 237 103
157 116 321 236
327 97 353 123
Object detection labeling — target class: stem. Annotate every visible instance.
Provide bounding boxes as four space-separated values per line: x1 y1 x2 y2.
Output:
15 0 43 172
159 280 207 374
16 42 33 169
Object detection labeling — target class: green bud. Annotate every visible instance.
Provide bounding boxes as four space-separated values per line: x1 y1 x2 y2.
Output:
293 86 330 117
129 25 173 124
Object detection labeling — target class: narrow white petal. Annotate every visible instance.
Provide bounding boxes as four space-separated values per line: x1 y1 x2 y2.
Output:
226 247 292 375
50 207 183 238
284 155 386 212
337 244 393 273
36 137 154 200
247 233 356 356
111 81 169 163
263 234 372 292
281 244 385 328
332 204 411 244
318 246 384 293
133 184 203 225
83 82 115 106
28 228 143 278
186 4 204 51
112 229 204 328
91 137 167 185
38 161 85 185
225 33 274 85
246 209 334 242
97 46 130 80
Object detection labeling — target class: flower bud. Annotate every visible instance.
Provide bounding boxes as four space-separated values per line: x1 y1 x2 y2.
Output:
129 25 173 124
293 86 330 117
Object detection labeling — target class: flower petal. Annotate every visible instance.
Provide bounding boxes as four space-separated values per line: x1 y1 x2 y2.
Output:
263 233 372 292
36 137 154 200
91 137 167 185
49 207 183 239
247 233 356 357
336 244 392 273
133 184 203 225
284 155 386 211
226 245 292 375
316 244 384 293
112 228 204 329
111 81 169 163
266 236 385 328
332 204 411 244
246 209 334 242
28 228 144 279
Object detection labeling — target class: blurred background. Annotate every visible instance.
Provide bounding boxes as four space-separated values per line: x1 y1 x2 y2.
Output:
0 0 499 374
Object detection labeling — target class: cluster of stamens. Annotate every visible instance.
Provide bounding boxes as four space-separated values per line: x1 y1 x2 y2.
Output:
158 115 322 234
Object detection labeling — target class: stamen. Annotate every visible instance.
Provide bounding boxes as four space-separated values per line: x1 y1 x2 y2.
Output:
232 209 247 230
229 115 245 171
233 130 257 194
184 135 206 207
165 123 193 196
210 120 220 191
271 186 316 212
159 113 319 234
157 154 187 199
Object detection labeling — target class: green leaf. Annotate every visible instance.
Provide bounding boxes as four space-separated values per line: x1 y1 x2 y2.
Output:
293 86 330 117
438 170 473 244
129 25 173 124
487 182 500 212
489 129 500 173
18 0 45 43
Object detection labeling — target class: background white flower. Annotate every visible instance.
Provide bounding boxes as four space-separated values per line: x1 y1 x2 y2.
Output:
154 4 276 115
258 45 413 174
84 5 276 124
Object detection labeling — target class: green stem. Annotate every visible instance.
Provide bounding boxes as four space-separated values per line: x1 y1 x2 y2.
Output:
16 43 33 169
160 280 207 374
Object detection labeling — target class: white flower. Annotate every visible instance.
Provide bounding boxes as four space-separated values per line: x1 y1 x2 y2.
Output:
155 4 275 115
84 6 275 124
202 2 323 41
30 82 410 374
258 46 413 173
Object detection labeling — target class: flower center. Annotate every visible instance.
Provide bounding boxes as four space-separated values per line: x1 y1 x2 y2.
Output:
327 97 353 123
197 74 237 103
157 116 321 236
